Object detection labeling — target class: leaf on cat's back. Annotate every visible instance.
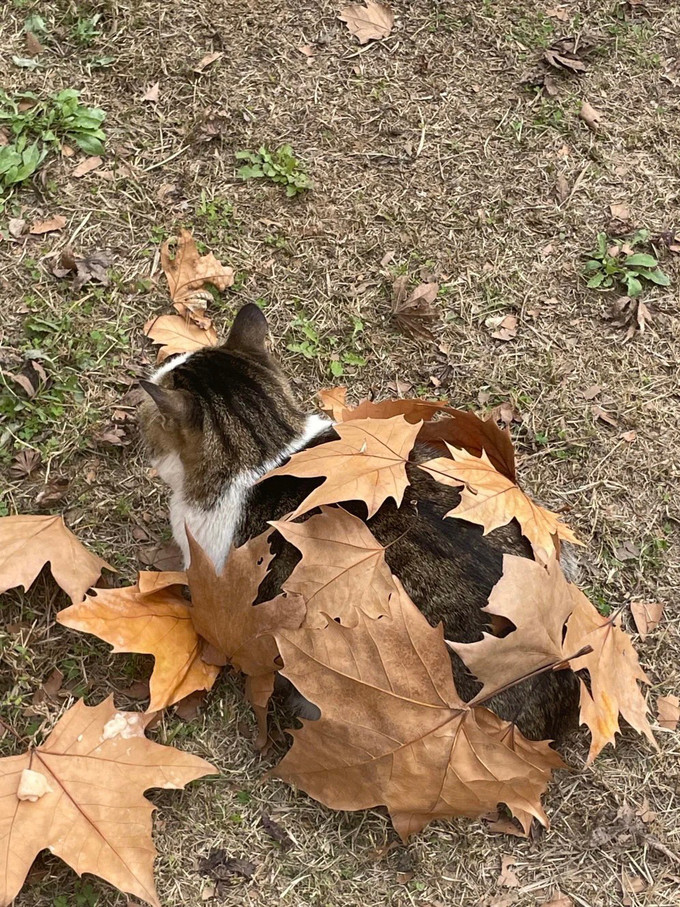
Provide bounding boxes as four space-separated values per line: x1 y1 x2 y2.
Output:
262 416 421 519
274 578 561 840
270 506 397 626
419 446 579 563
144 313 219 362
160 229 233 327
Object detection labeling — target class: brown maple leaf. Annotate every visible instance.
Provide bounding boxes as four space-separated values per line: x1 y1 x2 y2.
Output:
161 229 233 325
0 514 111 605
392 279 439 341
0 697 216 907
263 416 421 520
185 530 305 745
564 593 656 762
339 1 394 44
449 556 577 702
57 577 219 711
419 446 580 564
274 579 563 840
144 313 219 362
270 506 397 627
317 386 350 420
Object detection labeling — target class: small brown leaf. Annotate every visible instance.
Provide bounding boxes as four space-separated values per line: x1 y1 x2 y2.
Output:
35 477 69 507
72 156 102 178
138 541 184 572
490 314 518 341
31 667 64 706
498 854 520 888
580 101 602 131
657 694 679 730
621 430 637 443
160 229 233 325
556 173 569 204
9 450 42 479
25 32 44 55
610 203 630 222
392 280 439 341
29 215 66 235
194 51 223 73
260 813 292 848
630 601 663 639
591 405 618 427
142 81 160 103
582 384 601 400
544 39 587 74
339 1 394 44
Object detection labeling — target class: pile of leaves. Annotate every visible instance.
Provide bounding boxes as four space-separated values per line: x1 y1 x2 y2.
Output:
0 233 661 907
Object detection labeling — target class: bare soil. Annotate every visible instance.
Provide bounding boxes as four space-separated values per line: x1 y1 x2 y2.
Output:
1 1 679 905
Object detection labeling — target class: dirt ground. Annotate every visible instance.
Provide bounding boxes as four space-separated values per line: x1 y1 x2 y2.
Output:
1 1 679 905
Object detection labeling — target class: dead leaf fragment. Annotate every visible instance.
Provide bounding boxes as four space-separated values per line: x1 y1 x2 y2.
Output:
53 248 111 290
610 203 630 222
656 694 679 731
144 314 219 362
544 39 587 74
630 601 663 639
161 229 233 324
57 579 219 711
339 1 394 44
0 697 216 907
9 450 42 479
499 854 520 888
580 101 602 131
556 173 569 204
271 507 397 627
490 314 518 341
194 51 223 73
29 215 66 235
142 81 160 102
72 156 102 178
392 279 439 341
419 446 580 564
25 32 44 56
263 416 421 520
0 514 110 604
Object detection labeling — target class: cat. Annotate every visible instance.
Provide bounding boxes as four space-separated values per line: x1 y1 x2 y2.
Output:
139 303 579 741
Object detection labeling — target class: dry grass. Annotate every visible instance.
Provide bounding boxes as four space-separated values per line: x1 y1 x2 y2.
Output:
1 0 679 905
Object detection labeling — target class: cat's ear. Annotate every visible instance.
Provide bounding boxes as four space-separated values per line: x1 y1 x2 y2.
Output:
224 303 268 354
139 380 196 425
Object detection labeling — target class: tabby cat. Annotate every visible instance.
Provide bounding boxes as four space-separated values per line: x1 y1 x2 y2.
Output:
139 303 579 740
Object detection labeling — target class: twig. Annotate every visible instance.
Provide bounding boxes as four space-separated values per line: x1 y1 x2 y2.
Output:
0 715 27 745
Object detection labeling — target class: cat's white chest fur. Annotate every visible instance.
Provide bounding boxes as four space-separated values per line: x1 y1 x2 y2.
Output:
153 414 329 571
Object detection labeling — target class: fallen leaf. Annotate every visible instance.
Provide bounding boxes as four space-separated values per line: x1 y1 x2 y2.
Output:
0 697 216 907
544 39 587 74
29 215 66 235
317 386 350 420
194 51 223 73
565 593 656 762
8 218 26 238
57 578 219 712
490 314 518 341
610 203 630 222
541 894 573 906
656 694 679 731
580 101 602 131
72 156 102 178
630 602 664 639
137 570 187 595
144 314 219 362
53 248 111 290
605 295 653 340
498 854 520 888
31 667 64 706
142 81 160 102
174 690 207 721
591 405 618 428
621 430 637 443
198 850 255 881
419 446 580 564
614 540 639 561
556 173 569 204
138 541 184 572
161 229 233 324
0 514 110 605
339 1 394 44
545 7 570 21
35 477 69 507
582 384 601 400
419 411 517 481
392 280 439 341
9 450 42 479
449 557 576 702
635 797 656 824
271 507 397 627
260 813 292 848
274 579 562 841
263 415 421 520
25 32 44 55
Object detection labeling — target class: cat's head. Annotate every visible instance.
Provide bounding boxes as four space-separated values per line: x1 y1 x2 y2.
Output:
139 304 307 503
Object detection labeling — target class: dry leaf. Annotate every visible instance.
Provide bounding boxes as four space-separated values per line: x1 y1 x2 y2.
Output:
544 39 587 73
591 405 618 427
541 895 574 907
565 594 656 761
0 697 216 907
656 694 679 731
144 314 219 362
53 248 111 290
545 7 570 21
580 101 602 131
274 579 562 841
72 156 102 178
161 229 233 323
9 450 41 478
25 31 43 55
8 217 26 238
263 416 421 520
270 507 397 627
449 557 576 702
491 314 518 341
142 81 160 102
621 430 637 443
0 514 110 605
317 386 349 420
339 1 394 44
57 578 219 711
610 203 630 221
498 854 520 888
194 51 223 73
419 446 580 564
582 384 601 400
556 173 569 204
29 215 66 235
630 601 664 639
392 280 439 341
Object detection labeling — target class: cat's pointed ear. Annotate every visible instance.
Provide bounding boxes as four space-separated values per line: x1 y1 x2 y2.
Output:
139 380 195 425
224 303 268 354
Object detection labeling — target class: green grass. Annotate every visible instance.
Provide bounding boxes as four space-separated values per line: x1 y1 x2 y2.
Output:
236 144 311 197
584 230 670 296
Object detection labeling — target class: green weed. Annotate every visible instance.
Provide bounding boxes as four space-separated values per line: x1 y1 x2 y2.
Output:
236 144 311 197
286 312 366 377
0 89 106 207
584 230 670 297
